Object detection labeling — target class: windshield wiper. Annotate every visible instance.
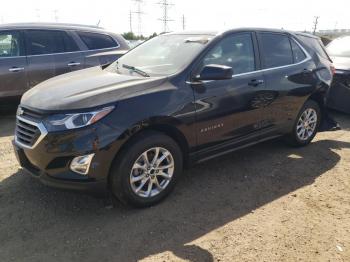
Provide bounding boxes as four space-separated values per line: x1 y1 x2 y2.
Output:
122 64 150 77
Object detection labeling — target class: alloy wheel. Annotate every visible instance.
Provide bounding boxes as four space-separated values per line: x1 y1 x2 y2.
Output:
296 108 318 141
130 147 175 198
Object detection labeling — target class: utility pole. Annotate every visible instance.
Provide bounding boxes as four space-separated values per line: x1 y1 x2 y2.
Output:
182 14 185 31
133 0 144 36
312 16 319 35
157 0 174 33
129 10 133 33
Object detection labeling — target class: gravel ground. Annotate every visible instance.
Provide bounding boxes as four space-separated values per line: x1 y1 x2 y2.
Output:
0 110 349 262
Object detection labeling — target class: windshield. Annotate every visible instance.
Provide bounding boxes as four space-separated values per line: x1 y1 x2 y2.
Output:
327 36 350 57
111 34 212 76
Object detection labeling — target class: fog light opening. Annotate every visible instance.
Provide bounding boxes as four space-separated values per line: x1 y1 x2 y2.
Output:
70 154 95 175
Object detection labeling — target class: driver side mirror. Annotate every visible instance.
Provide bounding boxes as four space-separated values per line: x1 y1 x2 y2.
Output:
196 64 233 81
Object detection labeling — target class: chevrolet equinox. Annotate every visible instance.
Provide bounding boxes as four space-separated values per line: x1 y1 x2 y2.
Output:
13 28 335 207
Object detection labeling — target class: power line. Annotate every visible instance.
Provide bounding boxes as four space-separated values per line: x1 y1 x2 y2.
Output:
157 0 174 33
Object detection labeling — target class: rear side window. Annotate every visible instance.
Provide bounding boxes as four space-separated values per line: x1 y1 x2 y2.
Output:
290 39 306 63
0 31 22 57
77 31 118 50
26 30 65 55
259 33 293 68
297 35 329 60
62 32 80 52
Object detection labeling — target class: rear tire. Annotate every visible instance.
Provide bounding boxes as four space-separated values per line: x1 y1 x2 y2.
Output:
286 100 321 147
109 131 183 208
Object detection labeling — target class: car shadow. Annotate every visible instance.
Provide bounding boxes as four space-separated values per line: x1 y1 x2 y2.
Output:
0 109 16 137
0 138 349 262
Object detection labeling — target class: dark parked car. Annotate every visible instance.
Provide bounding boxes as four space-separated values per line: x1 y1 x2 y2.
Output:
326 36 350 113
13 28 336 207
0 23 129 104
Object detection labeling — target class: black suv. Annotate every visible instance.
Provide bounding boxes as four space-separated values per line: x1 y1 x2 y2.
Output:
13 28 335 207
0 23 129 103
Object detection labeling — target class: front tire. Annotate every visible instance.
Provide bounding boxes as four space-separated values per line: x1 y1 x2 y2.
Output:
286 100 321 147
110 131 183 208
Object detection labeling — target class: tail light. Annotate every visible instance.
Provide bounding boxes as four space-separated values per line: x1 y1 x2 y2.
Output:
330 64 336 75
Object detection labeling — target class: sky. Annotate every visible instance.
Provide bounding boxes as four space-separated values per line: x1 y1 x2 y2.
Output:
1 0 350 36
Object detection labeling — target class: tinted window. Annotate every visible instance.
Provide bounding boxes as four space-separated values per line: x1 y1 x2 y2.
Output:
62 32 80 52
291 39 306 63
298 35 329 60
259 33 293 68
26 30 65 55
0 31 22 57
202 33 255 75
77 32 118 50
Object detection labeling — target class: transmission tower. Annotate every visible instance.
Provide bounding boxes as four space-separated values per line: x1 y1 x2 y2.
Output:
312 16 319 35
129 10 133 33
182 14 185 31
53 9 59 22
157 0 174 33
133 0 145 36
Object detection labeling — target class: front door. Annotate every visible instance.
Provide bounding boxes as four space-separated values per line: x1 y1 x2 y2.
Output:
0 30 27 98
191 32 266 153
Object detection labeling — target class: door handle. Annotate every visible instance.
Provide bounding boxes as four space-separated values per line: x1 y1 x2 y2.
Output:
67 62 81 66
9 67 24 72
248 79 264 87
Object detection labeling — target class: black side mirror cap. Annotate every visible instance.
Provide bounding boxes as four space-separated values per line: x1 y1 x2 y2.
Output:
196 64 233 81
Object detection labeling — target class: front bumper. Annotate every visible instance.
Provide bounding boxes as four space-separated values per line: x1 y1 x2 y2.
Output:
12 115 124 194
13 141 108 194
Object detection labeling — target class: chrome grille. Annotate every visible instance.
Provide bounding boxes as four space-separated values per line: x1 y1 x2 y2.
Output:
15 107 47 149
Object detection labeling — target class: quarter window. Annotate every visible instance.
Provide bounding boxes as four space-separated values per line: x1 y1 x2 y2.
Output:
259 33 293 68
202 33 255 75
77 31 118 50
0 31 22 57
291 39 306 63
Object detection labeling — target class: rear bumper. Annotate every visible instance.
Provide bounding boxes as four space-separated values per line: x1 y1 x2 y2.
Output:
327 70 350 114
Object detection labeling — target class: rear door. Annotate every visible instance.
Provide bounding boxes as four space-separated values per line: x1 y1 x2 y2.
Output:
25 30 84 89
0 30 27 98
75 31 121 67
54 31 85 74
256 32 315 133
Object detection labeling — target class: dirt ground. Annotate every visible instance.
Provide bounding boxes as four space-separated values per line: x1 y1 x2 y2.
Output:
0 109 349 262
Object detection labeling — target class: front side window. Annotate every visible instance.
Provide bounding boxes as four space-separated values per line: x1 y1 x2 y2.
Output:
26 30 65 55
201 33 256 75
112 34 212 76
259 33 293 68
77 31 118 50
0 31 21 57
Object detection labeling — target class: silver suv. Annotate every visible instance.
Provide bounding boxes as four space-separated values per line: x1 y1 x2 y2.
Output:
0 23 129 103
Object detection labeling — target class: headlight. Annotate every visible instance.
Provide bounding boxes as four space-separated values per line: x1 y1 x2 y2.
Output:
44 106 115 131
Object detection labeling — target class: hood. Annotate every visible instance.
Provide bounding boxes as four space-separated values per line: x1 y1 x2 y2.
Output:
330 56 350 71
21 66 168 111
